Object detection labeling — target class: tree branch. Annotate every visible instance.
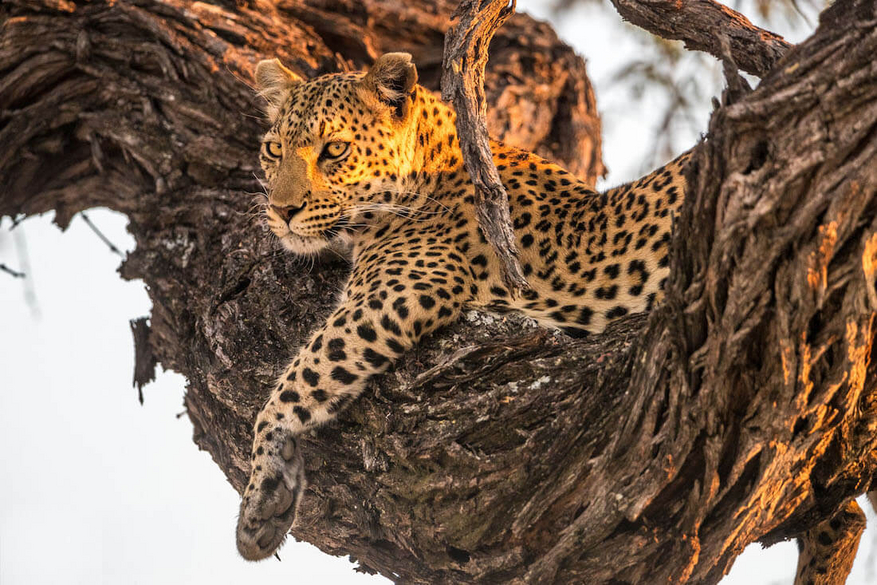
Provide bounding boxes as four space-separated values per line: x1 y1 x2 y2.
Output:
442 0 528 294
2 0 876 583
80 212 125 257
0 263 25 278
608 0 792 77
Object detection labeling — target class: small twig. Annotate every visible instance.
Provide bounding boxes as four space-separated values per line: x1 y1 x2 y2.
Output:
717 34 752 105
9 214 26 229
442 0 530 296
0 263 25 278
80 212 125 257
12 229 40 317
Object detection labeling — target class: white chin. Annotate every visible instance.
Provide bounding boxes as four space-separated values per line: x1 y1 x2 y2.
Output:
278 233 329 255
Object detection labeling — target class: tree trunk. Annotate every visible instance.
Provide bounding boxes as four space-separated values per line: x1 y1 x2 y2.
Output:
2 0 876 584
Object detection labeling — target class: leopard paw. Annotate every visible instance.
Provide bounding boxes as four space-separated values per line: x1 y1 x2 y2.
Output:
236 436 306 560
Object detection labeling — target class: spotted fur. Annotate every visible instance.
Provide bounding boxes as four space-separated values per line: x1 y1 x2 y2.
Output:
794 500 866 585
236 52 691 560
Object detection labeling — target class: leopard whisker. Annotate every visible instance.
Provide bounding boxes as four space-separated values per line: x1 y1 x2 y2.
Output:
340 204 442 223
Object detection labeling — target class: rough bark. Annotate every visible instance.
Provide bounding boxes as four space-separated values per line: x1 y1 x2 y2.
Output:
2 1 877 584
607 0 791 77
442 0 528 293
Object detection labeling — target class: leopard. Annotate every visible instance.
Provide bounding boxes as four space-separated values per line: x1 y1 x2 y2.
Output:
235 51 689 561
234 52 864 579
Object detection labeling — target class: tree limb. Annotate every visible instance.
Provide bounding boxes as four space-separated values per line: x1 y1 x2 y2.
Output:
608 0 792 77
442 0 528 294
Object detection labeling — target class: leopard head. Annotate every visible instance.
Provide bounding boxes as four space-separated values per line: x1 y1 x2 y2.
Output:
254 53 420 255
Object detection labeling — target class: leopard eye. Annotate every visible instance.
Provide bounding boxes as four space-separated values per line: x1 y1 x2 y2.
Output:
265 141 283 158
321 141 350 160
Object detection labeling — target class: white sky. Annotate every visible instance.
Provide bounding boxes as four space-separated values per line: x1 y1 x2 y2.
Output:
2 2 875 584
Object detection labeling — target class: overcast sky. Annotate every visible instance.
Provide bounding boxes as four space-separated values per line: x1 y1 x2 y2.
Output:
2 2 875 584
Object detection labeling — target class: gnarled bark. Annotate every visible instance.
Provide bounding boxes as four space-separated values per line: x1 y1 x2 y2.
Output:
606 0 791 77
2 0 877 583
442 0 528 292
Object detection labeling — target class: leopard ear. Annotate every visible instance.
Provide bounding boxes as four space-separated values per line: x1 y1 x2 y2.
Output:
360 53 418 119
255 59 302 121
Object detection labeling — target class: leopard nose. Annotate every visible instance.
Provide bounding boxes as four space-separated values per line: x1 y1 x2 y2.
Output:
271 203 306 222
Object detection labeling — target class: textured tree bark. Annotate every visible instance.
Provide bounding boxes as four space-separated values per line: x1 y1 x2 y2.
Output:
442 0 528 293
606 0 791 77
2 1 877 584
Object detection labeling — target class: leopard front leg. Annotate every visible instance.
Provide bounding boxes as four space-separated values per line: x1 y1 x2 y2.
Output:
236 244 470 560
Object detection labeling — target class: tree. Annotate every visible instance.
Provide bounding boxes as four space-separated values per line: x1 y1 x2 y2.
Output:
1 0 876 583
